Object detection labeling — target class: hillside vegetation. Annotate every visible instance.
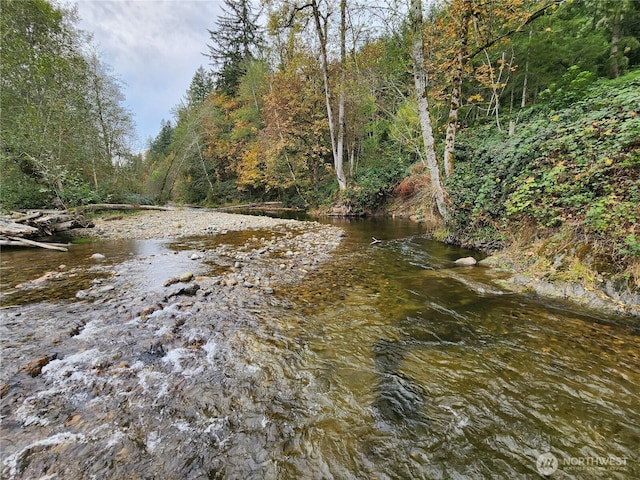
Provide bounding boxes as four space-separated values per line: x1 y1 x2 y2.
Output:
2 0 639 291
447 70 640 290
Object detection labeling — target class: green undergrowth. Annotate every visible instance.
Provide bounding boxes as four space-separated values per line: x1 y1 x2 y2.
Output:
448 69 640 289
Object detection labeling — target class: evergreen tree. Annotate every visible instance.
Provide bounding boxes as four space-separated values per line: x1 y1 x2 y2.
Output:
206 0 263 95
186 66 215 107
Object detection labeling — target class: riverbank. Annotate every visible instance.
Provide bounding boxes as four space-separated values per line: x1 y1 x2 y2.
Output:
453 231 640 319
479 248 640 319
384 196 640 319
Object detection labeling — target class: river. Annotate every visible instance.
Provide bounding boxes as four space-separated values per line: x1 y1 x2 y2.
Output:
1 216 638 479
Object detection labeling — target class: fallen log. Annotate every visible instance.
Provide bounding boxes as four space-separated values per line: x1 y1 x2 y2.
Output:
214 202 304 212
1 204 165 250
9 211 43 223
0 239 69 249
2 236 68 252
34 213 74 225
0 219 40 237
69 204 171 214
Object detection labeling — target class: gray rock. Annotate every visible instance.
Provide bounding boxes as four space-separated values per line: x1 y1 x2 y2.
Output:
90 253 105 260
454 256 477 266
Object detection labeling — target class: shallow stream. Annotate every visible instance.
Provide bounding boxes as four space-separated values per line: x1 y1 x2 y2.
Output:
1 217 638 479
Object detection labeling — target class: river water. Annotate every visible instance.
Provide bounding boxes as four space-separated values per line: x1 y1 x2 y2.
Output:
1 217 638 479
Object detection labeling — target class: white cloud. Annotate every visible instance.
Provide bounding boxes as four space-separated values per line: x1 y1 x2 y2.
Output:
67 0 223 150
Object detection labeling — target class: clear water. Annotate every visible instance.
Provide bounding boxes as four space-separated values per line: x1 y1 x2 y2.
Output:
1 217 638 479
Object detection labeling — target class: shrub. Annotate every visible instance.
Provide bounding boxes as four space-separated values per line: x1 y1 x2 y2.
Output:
448 69 640 261
344 158 408 212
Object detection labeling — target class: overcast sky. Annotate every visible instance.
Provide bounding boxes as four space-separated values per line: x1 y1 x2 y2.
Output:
66 0 223 151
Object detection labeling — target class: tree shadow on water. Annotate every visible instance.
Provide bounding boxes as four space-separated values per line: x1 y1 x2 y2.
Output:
373 339 426 425
372 315 476 426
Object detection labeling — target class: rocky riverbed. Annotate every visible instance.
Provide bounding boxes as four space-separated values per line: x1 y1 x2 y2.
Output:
71 209 313 240
1 210 346 479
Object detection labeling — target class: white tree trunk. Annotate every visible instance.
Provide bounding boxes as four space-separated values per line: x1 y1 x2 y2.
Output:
410 0 448 219
311 0 347 191
336 0 348 189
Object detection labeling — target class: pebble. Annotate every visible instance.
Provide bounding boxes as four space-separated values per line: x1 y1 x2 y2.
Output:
91 253 106 260
21 355 56 377
179 272 194 282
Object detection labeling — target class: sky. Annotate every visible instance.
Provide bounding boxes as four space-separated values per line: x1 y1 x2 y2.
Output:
65 0 223 151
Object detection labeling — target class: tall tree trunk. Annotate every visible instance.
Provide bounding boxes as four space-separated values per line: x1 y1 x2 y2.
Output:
311 0 347 191
349 140 356 178
336 0 348 188
521 28 532 108
609 4 621 79
410 0 448 220
195 139 215 194
443 2 472 178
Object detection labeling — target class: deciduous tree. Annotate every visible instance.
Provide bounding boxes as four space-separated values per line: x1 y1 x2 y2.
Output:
409 0 448 219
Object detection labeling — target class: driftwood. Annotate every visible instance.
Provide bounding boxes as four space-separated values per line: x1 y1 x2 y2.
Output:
214 202 304 212
0 213 77 251
69 204 170 214
1 203 168 251
0 219 40 237
1 236 68 252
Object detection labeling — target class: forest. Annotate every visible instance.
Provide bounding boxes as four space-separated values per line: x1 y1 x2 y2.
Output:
1 0 639 287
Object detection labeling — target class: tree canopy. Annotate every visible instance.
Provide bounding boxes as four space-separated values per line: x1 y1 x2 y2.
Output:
1 0 140 209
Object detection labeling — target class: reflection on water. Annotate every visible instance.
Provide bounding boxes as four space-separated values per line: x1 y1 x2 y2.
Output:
1 217 639 479
284 220 640 478
0 238 210 304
